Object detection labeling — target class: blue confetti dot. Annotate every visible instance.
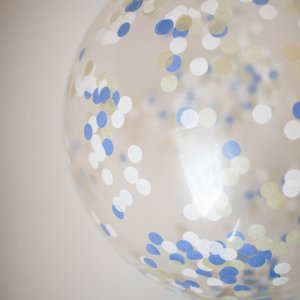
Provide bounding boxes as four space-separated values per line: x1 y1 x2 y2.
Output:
186 250 203 260
84 123 93 140
166 55 182 72
248 255 266 268
244 269 254 276
185 280 200 288
248 84 257 94
84 91 91 99
112 205 124 219
79 48 85 61
220 276 237 284
245 65 255 73
176 107 190 126
238 244 257 256
227 231 245 241
144 258 157 269
253 0 269 4
155 19 174 35
216 240 227 248
172 27 189 38
92 88 101 104
257 250 272 260
175 280 190 288
225 115 234 124
207 14 214 22
149 232 163 245
209 254 226 265
158 110 168 120
99 87 111 104
112 90 120 105
102 139 114 156
269 269 280 278
125 0 143 12
196 269 212 277
120 152 126 162
169 253 185 265
177 240 193 252
293 102 300 119
253 74 262 83
146 244 160 255
100 224 110 236
96 111 107 128
234 285 251 291
148 96 155 105
269 70 278 80
240 101 252 110
245 190 255 200
118 22 130 37
219 266 239 277
211 26 228 38
222 141 242 159
176 71 183 79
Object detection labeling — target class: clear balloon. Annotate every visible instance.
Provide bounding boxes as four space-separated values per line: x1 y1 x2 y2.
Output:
63 0 300 299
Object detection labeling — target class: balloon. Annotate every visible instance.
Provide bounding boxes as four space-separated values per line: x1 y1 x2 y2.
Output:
63 0 300 299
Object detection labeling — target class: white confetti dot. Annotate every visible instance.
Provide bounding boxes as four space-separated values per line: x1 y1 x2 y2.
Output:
190 57 209 76
259 5 278 20
170 38 187 54
88 116 98 133
198 108 217 128
206 209 222 221
123 12 136 24
187 8 201 19
98 78 107 90
201 0 219 14
101 30 114 45
220 169 239 186
113 197 126 212
181 268 198 278
136 178 151 196
105 223 117 237
111 110 125 128
95 146 106 162
197 260 213 271
183 204 201 220
207 278 223 286
213 192 229 209
91 211 100 224
119 189 133 206
183 231 200 245
181 109 199 129
282 184 300 198
284 169 300 188
284 120 300 140
272 277 289 286
202 34 221 50
219 248 237 261
119 96 132 114
110 16 123 31
124 166 139 184
128 145 142 163
252 104 272 124
161 241 177 253
102 168 113 185
274 263 291 275
195 240 210 255
89 153 99 169
174 5 188 14
165 10 181 23
230 156 250 174
91 134 102 151
208 241 224 254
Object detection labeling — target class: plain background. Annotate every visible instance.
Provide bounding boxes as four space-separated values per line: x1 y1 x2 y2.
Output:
0 0 184 299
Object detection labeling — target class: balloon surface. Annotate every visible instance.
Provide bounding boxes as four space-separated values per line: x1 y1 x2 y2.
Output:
63 0 300 299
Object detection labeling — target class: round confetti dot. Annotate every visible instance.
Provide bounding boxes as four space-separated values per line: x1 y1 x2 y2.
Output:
112 91 120 105
271 242 289 256
91 134 102 151
112 205 124 219
160 75 178 92
123 12 136 24
96 111 107 128
220 36 239 54
274 263 291 275
155 19 174 35
215 7 233 23
99 87 111 104
157 51 174 69
284 120 300 140
208 19 227 36
230 156 250 174
207 278 223 286
267 193 286 210
253 0 269 5
84 123 93 140
149 232 163 245
219 248 237 261
209 254 226 265
89 153 99 169
248 255 265 268
227 231 245 241
208 241 223 255
255 237 273 250
119 189 133 206
238 244 257 256
113 197 126 212
293 102 300 119
102 168 113 185
177 240 193 252
136 178 151 196
196 268 212 277
190 19 204 34
183 231 199 245
144 258 157 269
244 45 262 63
230 260 244 271
111 110 124 129
213 58 232 76
182 268 198 278
162 241 177 253
187 250 203 260
190 57 209 76
170 253 185 264
260 181 279 199
169 38 187 54
272 277 289 286
166 55 182 72
286 230 300 245
201 0 219 14
125 0 143 12
222 141 241 159
124 166 139 184
202 34 221 50
172 27 188 38
183 204 201 220
88 116 98 133
102 139 114 156
181 109 199 129
226 236 244 250
146 244 160 255
259 5 278 20
85 60 94 76
128 145 142 163
105 224 117 237
100 224 110 236
198 108 217 128
117 22 130 37
252 104 272 124
285 169 300 188
119 96 132 114
248 224 266 239
95 147 106 162
284 44 300 61
257 250 272 260
219 266 239 277
170 261 185 272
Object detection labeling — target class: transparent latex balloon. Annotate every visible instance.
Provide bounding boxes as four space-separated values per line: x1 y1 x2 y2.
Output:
63 0 300 299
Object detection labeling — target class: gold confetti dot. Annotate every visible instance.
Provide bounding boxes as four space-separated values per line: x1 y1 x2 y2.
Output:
267 193 286 210
220 168 239 185
107 77 118 93
271 242 289 255
284 2 300 16
189 19 203 34
176 15 193 32
208 20 227 36
260 182 279 199
230 260 245 270
220 36 239 54
213 58 232 76
157 270 171 278
101 124 113 139
230 156 250 174
295 59 300 76
170 273 185 281
71 83 76 98
215 7 233 23
85 60 94 76
286 230 300 245
160 75 178 92
284 44 300 61
244 45 262 63
102 98 116 116
169 260 185 271
157 52 174 69
203 257 218 269
234 291 251 298
110 10 121 23
255 237 273 251
153 0 167 8
198 108 217 127
215 203 232 217
96 72 108 86
218 0 236 6
226 236 244 249
247 224 266 239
